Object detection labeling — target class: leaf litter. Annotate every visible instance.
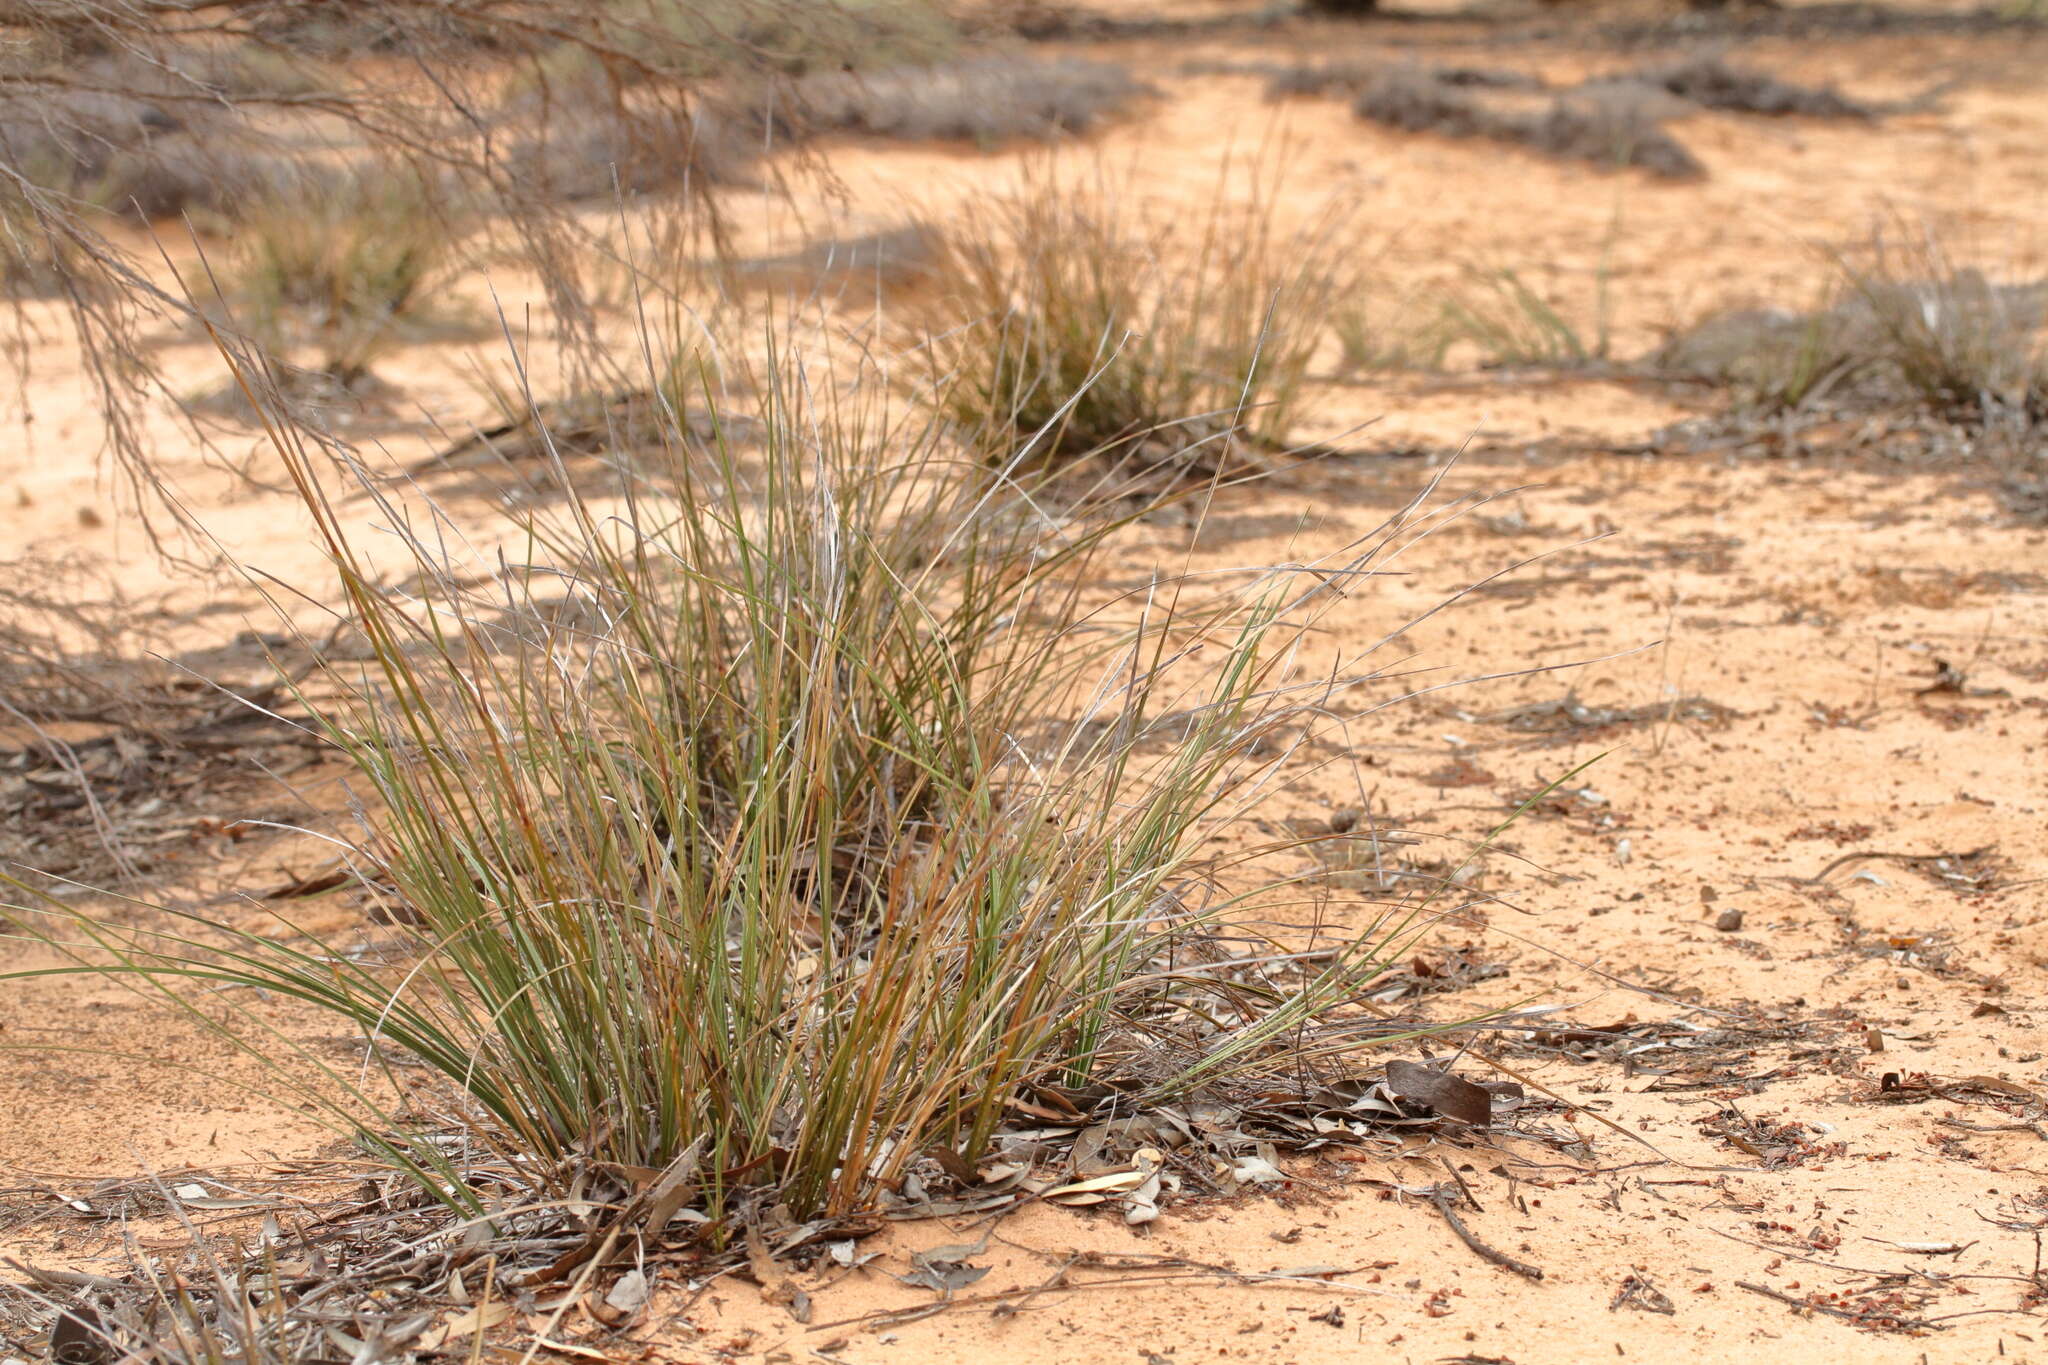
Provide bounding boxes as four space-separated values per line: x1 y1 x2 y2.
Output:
0 1037 1603 1357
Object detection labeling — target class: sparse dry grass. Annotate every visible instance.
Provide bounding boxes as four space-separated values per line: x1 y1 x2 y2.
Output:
498 89 754 201
1270 54 1893 182
0 86 274 223
1652 231 2046 420
927 167 1357 479
1521 88 1705 180
1263 62 1704 180
1615 53 1880 119
217 166 476 387
781 54 1152 143
1338 266 1606 373
1349 69 1703 180
1841 235 2046 419
634 0 957 76
6 330 1468 1236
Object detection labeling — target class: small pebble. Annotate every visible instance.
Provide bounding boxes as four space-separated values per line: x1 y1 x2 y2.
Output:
1713 907 1744 932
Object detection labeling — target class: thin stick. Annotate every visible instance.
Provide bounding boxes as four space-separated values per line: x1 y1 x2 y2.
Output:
1430 1190 1543 1281
804 1263 1386 1333
2 1258 126 1291
1734 1280 1937 1331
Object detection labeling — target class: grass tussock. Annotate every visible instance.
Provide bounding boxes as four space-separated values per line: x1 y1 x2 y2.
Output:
780 55 1153 144
1653 231 2046 419
1841 239 2046 419
247 0 537 55
928 169 1357 478
1270 61 1544 98
630 0 958 77
1270 54 1905 183
1349 68 1704 180
5 343 1463 1228
1616 54 1879 119
494 51 1146 204
0 191 66 298
219 166 476 387
0 85 278 224
1338 267 1606 373
497 91 755 202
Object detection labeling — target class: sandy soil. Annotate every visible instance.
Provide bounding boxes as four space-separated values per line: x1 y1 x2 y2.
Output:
4 9 2047 1363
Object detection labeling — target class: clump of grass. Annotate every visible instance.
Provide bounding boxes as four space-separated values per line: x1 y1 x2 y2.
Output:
222 166 473 387
1647 299 1862 408
928 168 1355 478
1615 53 1878 119
1522 89 1705 180
1839 233 2046 420
1337 267 1606 373
498 92 754 201
1268 64 1703 180
1652 231 2046 419
0 185 67 298
627 0 957 78
779 54 1152 143
1264 60 1544 100
248 0 534 56
1437 267 1604 367
5 343 1461 1228
0 84 278 222
1332 282 1455 372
